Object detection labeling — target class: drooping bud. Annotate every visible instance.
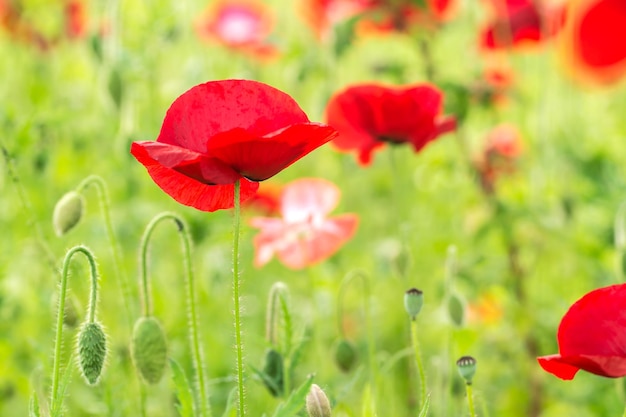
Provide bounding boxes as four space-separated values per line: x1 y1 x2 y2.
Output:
131 317 168 384
456 356 477 385
334 339 358 372
52 191 84 236
447 293 465 327
77 321 107 385
404 288 424 320
306 384 332 417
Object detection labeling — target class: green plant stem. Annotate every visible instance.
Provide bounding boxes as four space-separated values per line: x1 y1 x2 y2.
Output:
466 383 476 417
233 180 246 417
51 245 99 411
410 319 427 410
77 175 133 327
139 212 211 417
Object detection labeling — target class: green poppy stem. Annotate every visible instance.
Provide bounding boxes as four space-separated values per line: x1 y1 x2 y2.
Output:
233 179 246 417
410 319 427 410
51 245 99 412
466 383 476 417
138 212 211 417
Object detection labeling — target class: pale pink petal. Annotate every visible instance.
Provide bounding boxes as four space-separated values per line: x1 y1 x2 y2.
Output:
280 178 340 223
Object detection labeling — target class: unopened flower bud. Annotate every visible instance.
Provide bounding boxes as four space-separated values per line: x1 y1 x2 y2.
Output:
262 348 284 397
306 384 331 417
53 191 84 236
447 293 465 327
77 321 107 385
404 288 423 320
456 356 477 385
334 339 358 372
131 317 168 384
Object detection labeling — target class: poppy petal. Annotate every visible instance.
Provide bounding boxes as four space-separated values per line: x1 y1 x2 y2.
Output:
250 217 288 267
133 141 242 185
280 178 340 222
131 141 259 212
276 214 358 269
537 355 581 380
156 80 310 153
206 123 338 181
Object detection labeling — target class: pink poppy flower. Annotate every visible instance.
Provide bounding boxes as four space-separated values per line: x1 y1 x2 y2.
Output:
560 0 626 85
325 83 456 166
131 80 337 212
250 178 358 269
538 283 626 380
195 1 277 57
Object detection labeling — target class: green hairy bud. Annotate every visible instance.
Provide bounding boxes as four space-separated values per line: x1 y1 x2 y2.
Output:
77 322 107 385
53 191 84 236
131 317 168 384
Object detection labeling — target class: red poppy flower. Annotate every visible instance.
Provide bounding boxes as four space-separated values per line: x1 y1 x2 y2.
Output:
480 0 565 50
250 178 358 269
537 283 626 380
64 0 87 39
560 0 626 85
325 83 456 166
475 124 522 193
131 80 337 212
195 1 277 57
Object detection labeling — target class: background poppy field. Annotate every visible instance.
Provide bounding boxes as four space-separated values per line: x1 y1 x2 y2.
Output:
2 0 626 416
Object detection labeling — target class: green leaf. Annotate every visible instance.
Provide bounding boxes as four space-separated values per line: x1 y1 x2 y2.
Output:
272 374 315 417
220 387 238 417
169 358 195 417
29 392 40 417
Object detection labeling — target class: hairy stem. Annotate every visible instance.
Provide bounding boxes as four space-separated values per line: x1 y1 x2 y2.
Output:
410 319 427 410
233 180 246 417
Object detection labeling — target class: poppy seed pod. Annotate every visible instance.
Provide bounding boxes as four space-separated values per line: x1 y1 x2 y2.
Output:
404 288 424 320
261 348 284 397
77 322 107 385
131 317 168 384
306 384 331 417
334 339 358 372
456 356 477 385
52 191 85 236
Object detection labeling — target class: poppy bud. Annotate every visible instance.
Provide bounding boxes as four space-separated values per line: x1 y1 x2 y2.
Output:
306 384 331 417
334 339 358 372
447 293 465 327
52 191 84 236
131 317 168 384
77 321 107 385
404 288 424 320
261 348 284 397
456 356 477 385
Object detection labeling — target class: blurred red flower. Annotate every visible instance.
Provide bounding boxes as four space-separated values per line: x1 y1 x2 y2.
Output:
538 283 626 380
250 178 358 269
131 80 337 212
242 181 282 216
195 1 277 58
560 0 626 85
325 83 456 165
480 0 565 50
475 123 522 193
64 0 87 39
0 0 50 50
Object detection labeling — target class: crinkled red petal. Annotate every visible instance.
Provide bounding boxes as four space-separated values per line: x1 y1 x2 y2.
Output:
131 141 258 212
206 123 337 181
156 79 309 153
538 353 626 380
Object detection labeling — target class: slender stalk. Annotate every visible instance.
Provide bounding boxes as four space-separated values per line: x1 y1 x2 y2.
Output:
139 212 211 417
466 383 476 417
410 319 427 410
50 245 99 410
232 180 246 417
76 175 133 326
622 403 626 417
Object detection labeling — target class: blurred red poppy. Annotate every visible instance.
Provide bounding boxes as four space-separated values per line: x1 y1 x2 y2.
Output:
480 0 565 50
537 283 626 380
325 83 455 165
64 0 87 39
195 1 277 58
131 80 337 212
250 178 358 269
560 0 626 85
242 182 282 216
475 123 522 193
